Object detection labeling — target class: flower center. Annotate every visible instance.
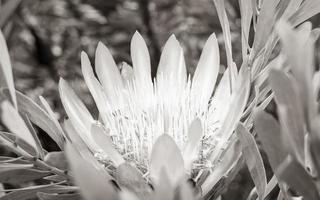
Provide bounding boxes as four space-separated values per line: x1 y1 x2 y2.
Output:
99 76 223 170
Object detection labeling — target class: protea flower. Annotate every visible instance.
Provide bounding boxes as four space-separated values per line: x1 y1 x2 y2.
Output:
60 30 250 200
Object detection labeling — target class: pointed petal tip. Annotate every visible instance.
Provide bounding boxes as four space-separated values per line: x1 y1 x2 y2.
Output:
169 34 177 39
162 34 181 52
132 30 142 39
167 34 179 43
81 51 88 58
96 41 109 54
206 33 218 47
81 51 90 64
208 32 217 39
58 77 64 85
206 33 219 47
131 30 147 48
58 78 70 94
97 41 104 47
59 77 68 86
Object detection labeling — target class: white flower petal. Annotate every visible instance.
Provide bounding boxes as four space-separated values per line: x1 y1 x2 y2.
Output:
183 118 203 172
91 124 125 167
155 35 187 119
149 134 185 185
81 51 110 124
191 33 220 108
63 119 98 152
120 62 134 83
65 143 116 200
211 68 232 120
131 31 153 93
156 35 187 84
210 68 251 162
95 42 124 109
59 78 94 140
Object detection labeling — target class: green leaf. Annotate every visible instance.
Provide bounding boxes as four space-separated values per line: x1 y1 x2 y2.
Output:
277 0 302 20
253 110 287 172
309 133 320 177
202 139 241 197
44 175 67 183
276 20 316 127
65 143 116 200
0 0 21 28
277 156 320 200
0 184 77 200
115 163 152 200
239 0 253 59
252 0 277 57
149 134 185 186
0 131 36 156
1 101 37 154
269 69 305 161
37 192 81 200
290 0 320 26
236 123 267 199
213 0 233 68
0 166 50 184
0 156 28 164
0 163 33 170
0 184 4 197
39 96 65 138
266 176 278 193
202 153 244 200
0 31 16 108
22 115 45 159
44 151 68 171
15 91 65 150
209 68 250 164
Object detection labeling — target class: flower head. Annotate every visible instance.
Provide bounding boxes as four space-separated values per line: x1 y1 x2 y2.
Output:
60 31 250 182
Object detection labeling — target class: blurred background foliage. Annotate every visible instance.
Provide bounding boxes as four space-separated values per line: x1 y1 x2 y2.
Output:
6 0 244 117
1 0 320 199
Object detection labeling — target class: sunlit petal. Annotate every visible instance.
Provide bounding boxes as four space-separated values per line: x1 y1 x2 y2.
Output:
95 42 125 109
59 78 94 140
191 33 220 108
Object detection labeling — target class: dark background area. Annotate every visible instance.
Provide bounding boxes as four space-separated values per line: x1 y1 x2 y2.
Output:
2 0 320 199
6 0 244 117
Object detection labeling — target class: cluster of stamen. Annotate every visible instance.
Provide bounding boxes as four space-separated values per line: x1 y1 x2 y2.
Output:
97 75 223 170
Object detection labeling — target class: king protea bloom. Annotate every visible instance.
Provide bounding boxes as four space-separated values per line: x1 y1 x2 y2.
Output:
60 31 250 196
